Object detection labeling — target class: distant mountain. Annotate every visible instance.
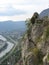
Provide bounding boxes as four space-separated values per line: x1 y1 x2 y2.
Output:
0 21 26 33
39 8 49 18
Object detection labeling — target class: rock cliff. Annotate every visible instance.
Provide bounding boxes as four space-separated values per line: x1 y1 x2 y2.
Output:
21 9 49 65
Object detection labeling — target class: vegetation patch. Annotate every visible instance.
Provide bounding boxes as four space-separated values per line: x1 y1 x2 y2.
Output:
47 54 49 61
45 26 49 38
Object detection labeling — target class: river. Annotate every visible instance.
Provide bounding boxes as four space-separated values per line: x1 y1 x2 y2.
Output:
0 35 14 58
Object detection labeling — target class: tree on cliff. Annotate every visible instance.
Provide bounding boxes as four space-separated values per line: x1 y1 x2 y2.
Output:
30 12 39 24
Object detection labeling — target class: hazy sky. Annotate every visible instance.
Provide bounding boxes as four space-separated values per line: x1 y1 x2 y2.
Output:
0 0 48 21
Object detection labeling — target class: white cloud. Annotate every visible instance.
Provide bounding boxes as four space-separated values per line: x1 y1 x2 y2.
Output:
0 0 48 21
0 15 30 21
0 6 26 16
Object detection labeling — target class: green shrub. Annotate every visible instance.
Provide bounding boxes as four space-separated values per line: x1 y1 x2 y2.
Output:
47 54 49 61
46 26 49 38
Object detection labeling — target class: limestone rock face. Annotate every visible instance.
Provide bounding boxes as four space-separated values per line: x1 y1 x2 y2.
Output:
21 9 49 65
31 21 43 42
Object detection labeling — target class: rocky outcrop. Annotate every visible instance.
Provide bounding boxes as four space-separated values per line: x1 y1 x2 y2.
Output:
21 9 49 65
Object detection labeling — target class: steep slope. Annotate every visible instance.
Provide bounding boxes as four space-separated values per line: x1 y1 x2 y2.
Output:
21 10 49 65
39 8 49 18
